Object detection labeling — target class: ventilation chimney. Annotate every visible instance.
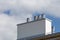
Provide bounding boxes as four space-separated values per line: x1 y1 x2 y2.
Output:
34 16 36 21
52 26 53 33
41 14 45 19
37 15 40 20
52 26 55 33
27 18 29 22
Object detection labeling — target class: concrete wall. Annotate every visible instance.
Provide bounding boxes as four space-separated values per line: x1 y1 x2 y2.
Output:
45 19 52 35
17 18 52 39
17 20 45 39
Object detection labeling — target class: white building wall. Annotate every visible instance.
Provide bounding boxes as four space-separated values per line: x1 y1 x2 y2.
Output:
45 19 52 35
17 18 52 39
17 20 45 39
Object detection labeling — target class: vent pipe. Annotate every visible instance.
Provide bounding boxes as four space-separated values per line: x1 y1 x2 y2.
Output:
52 26 53 33
52 26 55 33
27 18 29 22
41 14 45 19
34 16 36 21
37 15 40 20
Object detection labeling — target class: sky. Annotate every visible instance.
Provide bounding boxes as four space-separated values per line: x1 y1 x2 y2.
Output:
0 0 60 40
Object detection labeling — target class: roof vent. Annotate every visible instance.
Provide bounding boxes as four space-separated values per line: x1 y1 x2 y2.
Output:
34 16 36 21
52 26 55 33
27 18 29 22
41 14 45 19
37 15 40 20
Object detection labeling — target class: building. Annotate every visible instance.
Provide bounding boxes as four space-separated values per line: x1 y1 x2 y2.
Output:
33 32 60 40
17 14 55 40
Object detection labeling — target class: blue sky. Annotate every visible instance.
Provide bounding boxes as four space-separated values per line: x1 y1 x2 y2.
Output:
46 14 60 33
0 0 60 40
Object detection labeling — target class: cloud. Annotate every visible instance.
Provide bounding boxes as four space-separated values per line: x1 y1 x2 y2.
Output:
0 13 27 40
0 14 17 40
0 0 60 17
17 0 60 17
0 13 31 40
46 0 60 17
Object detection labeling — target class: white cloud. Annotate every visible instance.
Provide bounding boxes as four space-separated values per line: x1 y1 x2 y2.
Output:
17 0 60 17
0 0 60 17
0 13 31 40
0 14 17 40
